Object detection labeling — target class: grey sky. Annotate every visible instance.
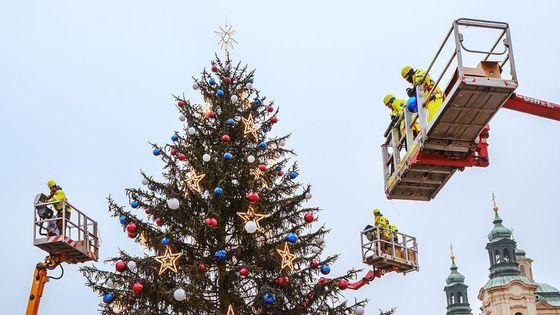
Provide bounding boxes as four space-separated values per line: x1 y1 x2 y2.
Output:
1 0 559 314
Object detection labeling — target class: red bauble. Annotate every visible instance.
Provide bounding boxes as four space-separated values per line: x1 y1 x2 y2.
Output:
276 276 284 285
277 171 284 177
177 100 185 107
198 263 207 272
208 111 216 118
258 164 267 172
126 223 137 233
267 106 274 112
283 276 290 285
170 149 177 156
178 153 186 161
247 192 260 203
211 65 218 72
128 232 136 238
204 218 212 226
318 277 328 284
224 77 232 84
239 268 249 277
221 134 230 142
338 279 349 290
210 217 218 227
271 117 278 124
311 259 319 269
116 260 127 272
155 217 162 226
304 213 314 223
132 282 144 294
144 208 151 215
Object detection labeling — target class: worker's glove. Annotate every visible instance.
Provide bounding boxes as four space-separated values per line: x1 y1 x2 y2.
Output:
406 87 415 97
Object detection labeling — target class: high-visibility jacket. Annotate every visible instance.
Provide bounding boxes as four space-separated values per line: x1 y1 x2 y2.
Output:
375 215 391 239
389 225 399 242
48 190 70 213
390 98 406 118
412 69 444 122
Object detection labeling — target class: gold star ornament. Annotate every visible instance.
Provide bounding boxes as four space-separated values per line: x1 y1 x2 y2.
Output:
154 246 183 275
277 242 296 271
249 168 270 189
237 205 267 230
226 304 236 315
241 114 259 141
183 169 206 195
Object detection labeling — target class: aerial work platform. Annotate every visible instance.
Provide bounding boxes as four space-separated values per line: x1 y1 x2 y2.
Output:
33 194 99 264
382 19 518 201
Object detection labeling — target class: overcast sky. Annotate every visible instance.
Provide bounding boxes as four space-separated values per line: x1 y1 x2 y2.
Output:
1 1 559 314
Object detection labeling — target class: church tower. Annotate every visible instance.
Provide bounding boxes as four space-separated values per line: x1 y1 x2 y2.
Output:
444 247 473 315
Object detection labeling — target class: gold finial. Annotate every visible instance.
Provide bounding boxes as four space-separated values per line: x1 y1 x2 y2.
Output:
492 192 499 214
450 243 455 264
214 19 238 52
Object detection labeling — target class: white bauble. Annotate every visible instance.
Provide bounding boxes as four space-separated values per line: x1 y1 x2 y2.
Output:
355 306 365 315
167 198 180 210
112 303 124 314
203 154 211 162
279 140 286 147
127 261 137 271
225 63 231 71
141 179 148 186
192 83 199 90
105 278 115 289
231 95 239 103
311 246 321 254
245 221 258 234
247 155 255 163
179 115 186 122
246 83 253 89
188 127 196 135
173 288 187 301
305 192 312 199
315 237 324 245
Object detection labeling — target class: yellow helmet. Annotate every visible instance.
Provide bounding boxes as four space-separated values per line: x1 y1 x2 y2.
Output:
401 66 414 79
373 208 381 215
47 180 56 188
383 94 395 106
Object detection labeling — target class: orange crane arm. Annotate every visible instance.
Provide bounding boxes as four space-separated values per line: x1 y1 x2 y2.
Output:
503 94 560 121
26 263 48 315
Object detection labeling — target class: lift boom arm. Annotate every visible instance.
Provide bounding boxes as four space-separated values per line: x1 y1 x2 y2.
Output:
26 262 48 315
503 94 560 121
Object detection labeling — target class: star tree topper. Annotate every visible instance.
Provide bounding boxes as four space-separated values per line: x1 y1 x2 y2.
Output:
214 21 238 51
154 246 183 275
277 242 296 271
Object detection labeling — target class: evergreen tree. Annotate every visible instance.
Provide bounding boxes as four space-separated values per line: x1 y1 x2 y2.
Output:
81 53 366 314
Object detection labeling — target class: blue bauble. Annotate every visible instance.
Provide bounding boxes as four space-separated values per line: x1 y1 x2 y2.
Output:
162 238 170 246
320 264 331 275
406 97 418 113
153 148 161 156
255 98 262 105
286 232 298 244
171 134 178 142
224 152 233 160
209 78 216 85
119 215 127 225
248 77 254 84
216 89 224 96
103 292 114 304
226 118 235 126
214 249 227 260
214 187 223 195
148 184 156 191
259 141 267 149
262 127 269 133
275 165 283 171
263 293 276 304
131 201 139 208
289 171 298 179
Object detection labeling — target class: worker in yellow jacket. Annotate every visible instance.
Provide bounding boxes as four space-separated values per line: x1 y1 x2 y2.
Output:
373 208 392 253
384 94 421 137
46 180 70 234
401 66 444 122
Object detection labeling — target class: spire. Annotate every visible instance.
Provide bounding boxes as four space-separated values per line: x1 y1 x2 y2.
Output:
487 193 512 242
446 244 465 285
444 245 472 315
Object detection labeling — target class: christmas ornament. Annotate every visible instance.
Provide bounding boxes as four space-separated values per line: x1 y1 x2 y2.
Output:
289 171 298 179
224 152 233 160
320 265 331 275
355 306 365 315
155 246 183 275
237 205 266 230
153 149 160 156
231 95 239 103
132 282 143 294
244 221 257 233
311 259 319 269
221 134 230 142
141 178 149 185
214 187 223 195
271 117 278 124
216 89 224 96
279 140 286 147
144 208 151 215
215 22 238 50
210 217 218 227
277 242 296 271
247 155 256 163
267 106 274 112
248 77 254 83
283 276 290 285
255 98 262 105
239 267 249 277
209 78 216 85
183 169 205 195
188 127 196 135
241 114 259 141
162 237 170 246
259 141 267 149
226 118 235 126
214 249 227 260
177 100 185 107
198 263 207 272
155 217 162 225
258 164 266 171
305 192 312 199
179 114 186 122
262 127 269 133
227 304 236 315
115 260 127 272
249 169 269 189
173 288 187 301
314 237 324 245
211 64 218 72
148 184 156 191
207 111 216 118
247 192 259 203
127 261 137 271
246 82 253 90
311 246 321 254
338 279 349 290
304 213 314 223
167 198 180 210
171 134 178 141
276 276 284 285
170 149 177 155
224 77 232 84
263 293 276 304
105 278 115 289
286 232 298 244
126 223 137 233
103 293 114 304
131 200 139 208
178 153 186 161
119 215 127 225
192 83 199 90
128 232 136 238
202 153 211 162
277 171 284 177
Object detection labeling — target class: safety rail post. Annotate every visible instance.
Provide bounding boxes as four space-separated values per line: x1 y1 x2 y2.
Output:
390 126 401 168
381 144 390 181
452 20 465 78
416 86 429 133
404 108 414 150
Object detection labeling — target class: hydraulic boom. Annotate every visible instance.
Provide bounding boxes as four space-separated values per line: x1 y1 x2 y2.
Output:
503 94 560 121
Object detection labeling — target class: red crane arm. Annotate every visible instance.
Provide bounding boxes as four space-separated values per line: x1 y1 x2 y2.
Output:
502 94 560 121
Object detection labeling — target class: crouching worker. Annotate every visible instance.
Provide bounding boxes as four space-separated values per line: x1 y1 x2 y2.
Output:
46 180 71 235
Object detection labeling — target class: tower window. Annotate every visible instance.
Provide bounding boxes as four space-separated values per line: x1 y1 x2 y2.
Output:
503 249 510 262
515 312 523 315
494 250 501 264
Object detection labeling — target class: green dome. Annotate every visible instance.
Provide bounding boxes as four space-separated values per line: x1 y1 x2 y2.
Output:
446 261 465 286
536 283 560 307
483 275 535 290
537 283 560 294
515 247 526 258
487 212 512 242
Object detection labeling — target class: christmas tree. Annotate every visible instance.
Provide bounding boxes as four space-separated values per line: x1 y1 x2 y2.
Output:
81 24 366 315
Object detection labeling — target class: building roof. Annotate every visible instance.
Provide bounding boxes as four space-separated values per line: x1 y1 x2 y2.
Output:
446 259 466 287
487 211 512 242
536 282 560 306
482 275 536 290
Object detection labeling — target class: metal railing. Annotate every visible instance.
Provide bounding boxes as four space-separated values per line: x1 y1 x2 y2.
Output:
360 225 418 273
33 194 99 261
